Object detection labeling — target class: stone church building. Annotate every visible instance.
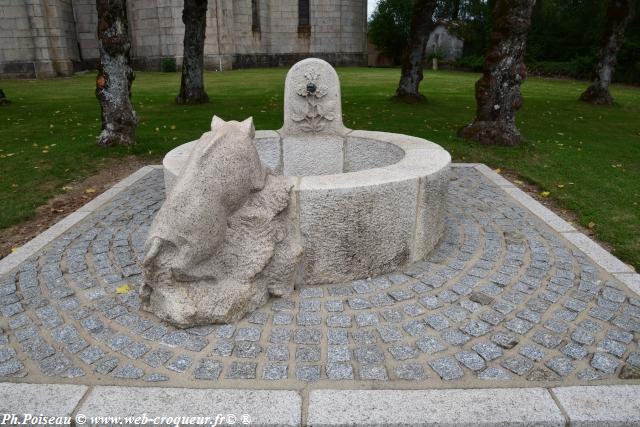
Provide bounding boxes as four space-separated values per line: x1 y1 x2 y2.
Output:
0 0 368 78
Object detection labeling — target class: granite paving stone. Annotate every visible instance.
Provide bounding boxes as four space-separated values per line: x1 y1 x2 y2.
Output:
377 325 403 343
531 331 562 349
502 355 534 376
460 319 491 337
355 313 378 327
472 341 503 361
519 345 546 362
591 352 620 374
262 363 288 380
166 355 192 373
359 365 389 380
597 339 627 358
193 359 223 380
266 344 289 361
143 349 172 368
296 365 320 382
355 346 385 364
455 351 485 371
395 363 426 380
112 364 144 379
571 328 595 345
388 345 418 360
327 346 351 363
295 346 321 362
326 363 354 380
0 359 25 376
429 357 464 380
93 357 118 375
478 367 512 380
226 361 256 379
545 356 576 377
441 329 471 346
234 342 262 358
211 339 234 357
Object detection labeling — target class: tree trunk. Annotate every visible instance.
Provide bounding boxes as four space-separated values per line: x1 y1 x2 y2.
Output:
176 0 209 105
451 0 461 20
580 0 634 105
95 0 137 147
458 0 536 146
394 0 438 102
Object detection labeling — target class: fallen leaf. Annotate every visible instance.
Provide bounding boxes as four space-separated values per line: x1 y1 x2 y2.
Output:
116 284 131 294
515 180 524 185
540 191 551 198
85 188 96 194
557 184 564 188
494 168 502 174
588 222 596 229
10 247 18 253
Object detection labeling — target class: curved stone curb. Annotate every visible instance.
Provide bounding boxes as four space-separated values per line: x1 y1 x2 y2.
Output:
0 165 161 277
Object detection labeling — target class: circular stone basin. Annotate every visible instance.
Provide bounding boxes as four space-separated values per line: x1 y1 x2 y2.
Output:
164 130 450 286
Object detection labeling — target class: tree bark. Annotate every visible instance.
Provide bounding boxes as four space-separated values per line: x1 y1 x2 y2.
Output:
95 0 137 147
394 0 439 102
580 0 635 105
451 0 461 20
176 0 209 105
458 0 536 146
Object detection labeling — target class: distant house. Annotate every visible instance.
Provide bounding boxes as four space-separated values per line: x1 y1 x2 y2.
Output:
368 21 464 67
426 21 463 62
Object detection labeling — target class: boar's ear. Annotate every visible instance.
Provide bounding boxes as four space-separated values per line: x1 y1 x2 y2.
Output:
211 115 225 132
239 117 255 139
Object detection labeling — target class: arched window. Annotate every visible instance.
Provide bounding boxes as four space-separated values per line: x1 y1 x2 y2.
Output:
298 0 310 27
252 0 260 32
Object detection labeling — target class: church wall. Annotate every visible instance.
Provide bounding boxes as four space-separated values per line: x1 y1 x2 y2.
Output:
0 0 368 78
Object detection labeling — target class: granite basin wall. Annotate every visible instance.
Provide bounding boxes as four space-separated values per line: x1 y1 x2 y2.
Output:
163 130 451 285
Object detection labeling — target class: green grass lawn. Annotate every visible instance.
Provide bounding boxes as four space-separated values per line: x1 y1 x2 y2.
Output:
1 68 639 269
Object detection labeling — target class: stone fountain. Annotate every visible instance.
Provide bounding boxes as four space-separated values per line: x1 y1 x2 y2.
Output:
142 58 451 327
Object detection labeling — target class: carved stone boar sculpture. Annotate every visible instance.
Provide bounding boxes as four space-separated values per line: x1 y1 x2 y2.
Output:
141 116 302 327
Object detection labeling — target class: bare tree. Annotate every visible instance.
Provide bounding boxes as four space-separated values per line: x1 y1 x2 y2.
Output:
176 0 210 105
95 0 137 147
458 0 536 146
580 0 635 105
394 0 439 102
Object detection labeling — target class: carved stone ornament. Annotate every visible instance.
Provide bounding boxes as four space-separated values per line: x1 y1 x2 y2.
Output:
291 67 336 133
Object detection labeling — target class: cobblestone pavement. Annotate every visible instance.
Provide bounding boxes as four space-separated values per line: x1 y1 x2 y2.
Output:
1 167 639 387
